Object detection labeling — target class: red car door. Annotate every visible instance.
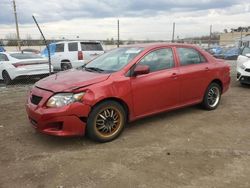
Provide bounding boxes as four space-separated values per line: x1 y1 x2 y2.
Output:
175 47 211 104
130 48 180 117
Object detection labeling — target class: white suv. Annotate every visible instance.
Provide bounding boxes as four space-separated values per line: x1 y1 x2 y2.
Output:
46 41 105 71
237 47 250 85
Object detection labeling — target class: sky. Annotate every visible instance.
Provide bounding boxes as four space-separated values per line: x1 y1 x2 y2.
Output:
0 0 250 40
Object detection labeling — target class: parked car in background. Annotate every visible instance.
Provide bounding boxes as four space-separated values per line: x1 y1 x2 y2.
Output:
0 46 5 52
237 46 250 85
0 52 53 85
224 48 240 60
26 43 230 142
22 48 40 54
41 41 105 71
213 48 226 59
209 46 240 60
41 43 56 57
208 46 223 56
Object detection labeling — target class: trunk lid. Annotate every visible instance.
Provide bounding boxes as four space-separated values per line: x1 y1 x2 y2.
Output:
12 59 48 68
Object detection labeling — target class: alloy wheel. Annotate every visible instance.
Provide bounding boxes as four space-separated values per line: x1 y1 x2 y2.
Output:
94 107 122 138
207 86 220 108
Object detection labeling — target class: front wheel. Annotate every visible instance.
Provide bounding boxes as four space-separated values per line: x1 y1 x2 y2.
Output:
202 83 221 110
87 101 126 143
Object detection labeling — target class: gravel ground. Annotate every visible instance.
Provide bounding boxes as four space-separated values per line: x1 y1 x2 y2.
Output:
1 61 250 188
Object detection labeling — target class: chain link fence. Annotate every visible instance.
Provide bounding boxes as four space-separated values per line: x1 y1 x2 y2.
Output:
0 38 245 88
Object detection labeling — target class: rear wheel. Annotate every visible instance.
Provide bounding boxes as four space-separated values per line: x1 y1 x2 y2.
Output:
87 101 126 143
2 71 12 85
61 62 72 71
202 83 221 110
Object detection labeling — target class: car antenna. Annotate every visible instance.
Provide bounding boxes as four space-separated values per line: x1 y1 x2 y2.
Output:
32 15 52 75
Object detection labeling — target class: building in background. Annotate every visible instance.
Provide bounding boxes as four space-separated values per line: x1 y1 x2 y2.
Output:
220 31 250 47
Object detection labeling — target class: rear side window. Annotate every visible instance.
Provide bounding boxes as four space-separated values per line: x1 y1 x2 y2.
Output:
55 43 64 52
81 42 103 51
138 48 175 72
68 42 78 52
0 54 8 61
177 48 206 66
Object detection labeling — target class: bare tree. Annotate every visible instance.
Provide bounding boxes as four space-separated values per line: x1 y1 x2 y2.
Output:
5 33 18 46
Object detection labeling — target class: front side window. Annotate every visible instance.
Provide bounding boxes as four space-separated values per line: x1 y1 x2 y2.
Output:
85 47 144 73
68 42 78 52
177 48 206 66
55 43 64 52
138 48 175 72
242 47 250 56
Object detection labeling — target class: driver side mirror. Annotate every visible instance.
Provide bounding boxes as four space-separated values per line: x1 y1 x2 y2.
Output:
245 53 250 58
133 65 150 76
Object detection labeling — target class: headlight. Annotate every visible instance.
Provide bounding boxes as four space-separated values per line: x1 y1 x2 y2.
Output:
46 92 85 108
240 64 246 70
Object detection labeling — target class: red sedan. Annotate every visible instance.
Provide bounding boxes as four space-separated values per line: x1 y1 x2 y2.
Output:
26 43 230 142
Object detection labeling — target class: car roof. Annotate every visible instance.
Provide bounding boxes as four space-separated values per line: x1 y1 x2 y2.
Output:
3 52 21 54
122 43 202 50
54 41 102 44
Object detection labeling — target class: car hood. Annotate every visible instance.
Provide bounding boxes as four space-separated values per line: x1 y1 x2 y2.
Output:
243 60 250 69
35 69 110 92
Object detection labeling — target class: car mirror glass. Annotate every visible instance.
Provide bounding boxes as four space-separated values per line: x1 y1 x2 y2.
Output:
133 65 150 76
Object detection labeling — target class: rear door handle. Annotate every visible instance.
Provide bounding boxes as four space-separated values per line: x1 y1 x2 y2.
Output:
205 67 209 71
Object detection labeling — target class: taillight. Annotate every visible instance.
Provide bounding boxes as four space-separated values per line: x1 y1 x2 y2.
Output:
13 63 24 67
78 51 83 60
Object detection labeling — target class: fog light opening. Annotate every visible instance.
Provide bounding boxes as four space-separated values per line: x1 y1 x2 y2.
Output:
47 122 63 131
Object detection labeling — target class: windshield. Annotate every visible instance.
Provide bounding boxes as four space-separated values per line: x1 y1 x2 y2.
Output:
242 47 250 56
10 53 43 60
85 47 144 73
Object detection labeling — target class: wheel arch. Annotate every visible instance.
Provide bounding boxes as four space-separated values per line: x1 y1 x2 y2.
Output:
61 59 70 63
91 97 130 122
1 70 7 80
1 70 12 83
2 70 10 77
210 79 223 91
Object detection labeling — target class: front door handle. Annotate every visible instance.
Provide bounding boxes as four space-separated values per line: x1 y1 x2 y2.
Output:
171 73 178 79
205 67 209 71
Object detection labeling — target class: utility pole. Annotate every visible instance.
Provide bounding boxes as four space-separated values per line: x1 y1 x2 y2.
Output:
32 15 52 75
172 22 175 43
13 0 21 51
240 27 243 47
117 19 120 48
209 25 212 48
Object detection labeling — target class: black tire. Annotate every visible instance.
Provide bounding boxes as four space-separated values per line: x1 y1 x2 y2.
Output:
61 62 72 71
202 83 221 110
240 82 249 86
87 100 126 143
2 71 12 85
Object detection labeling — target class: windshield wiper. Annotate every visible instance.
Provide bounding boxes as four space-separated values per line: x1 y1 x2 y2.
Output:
85 67 105 73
